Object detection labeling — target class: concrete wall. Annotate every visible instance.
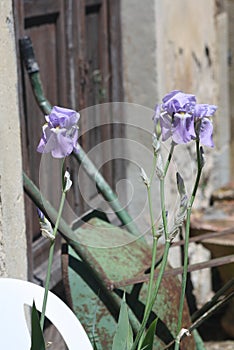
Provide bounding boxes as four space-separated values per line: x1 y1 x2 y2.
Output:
225 0 234 179
121 0 159 235
155 0 230 202
121 0 230 238
0 0 27 279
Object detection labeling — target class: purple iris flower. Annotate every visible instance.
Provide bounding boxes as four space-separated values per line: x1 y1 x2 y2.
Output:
193 104 217 148
37 106 80 158
153 91 217 147
37 208 44 221
154 90 197 144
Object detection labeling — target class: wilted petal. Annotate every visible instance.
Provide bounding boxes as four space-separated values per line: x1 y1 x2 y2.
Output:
64 170 73 192
172 113 196 144
199 117 214 147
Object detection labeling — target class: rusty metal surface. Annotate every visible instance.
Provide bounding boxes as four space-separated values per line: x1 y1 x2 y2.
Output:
173 227 234 247
191 183 234 247
72 217 152 281
113 254 234 289
190 192 234 279
190 184 234 339
62 218 195 349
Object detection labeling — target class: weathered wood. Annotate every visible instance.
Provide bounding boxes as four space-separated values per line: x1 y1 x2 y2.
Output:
14 0 124 287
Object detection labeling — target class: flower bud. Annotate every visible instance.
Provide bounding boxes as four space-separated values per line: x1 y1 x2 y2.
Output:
37 208 54 242
140 167 150 188
63 170 72 192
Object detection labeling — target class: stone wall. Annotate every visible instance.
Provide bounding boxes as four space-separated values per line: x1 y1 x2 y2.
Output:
155 0 230 203
0 0 27 279
121 0 230 236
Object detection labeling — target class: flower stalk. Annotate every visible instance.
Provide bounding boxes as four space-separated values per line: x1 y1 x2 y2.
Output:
174 139 203 350
40 189 66 329
132 143 174 350
138 151 159 348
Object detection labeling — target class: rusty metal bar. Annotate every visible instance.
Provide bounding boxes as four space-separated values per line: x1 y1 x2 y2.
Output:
112 254 234 289
191 277 234 322
171 227 234 247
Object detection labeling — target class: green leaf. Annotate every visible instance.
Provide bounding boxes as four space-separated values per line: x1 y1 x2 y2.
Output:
112 293 132 350
176 172 186 198
30 301 46 350
92 338 99 350
193 329 207 350
127 318 133 349
140 318 158 350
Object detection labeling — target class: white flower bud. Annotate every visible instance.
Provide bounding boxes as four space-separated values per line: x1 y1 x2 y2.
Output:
140 167 150 188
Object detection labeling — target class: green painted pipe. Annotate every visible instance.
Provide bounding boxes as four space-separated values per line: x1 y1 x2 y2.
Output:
73 147 141 237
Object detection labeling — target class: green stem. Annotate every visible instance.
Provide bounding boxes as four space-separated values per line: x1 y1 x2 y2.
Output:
40 190 66 329
164 142 175 176
149 150 157 184
174 140 202 350
138 153 158 349
132 143 174 350
160 177 169 240
147 150 160 293
23 172 141 335
132 242 171 350
146 188 158 295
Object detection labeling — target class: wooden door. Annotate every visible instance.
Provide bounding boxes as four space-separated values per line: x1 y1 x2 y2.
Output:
14 0 123 286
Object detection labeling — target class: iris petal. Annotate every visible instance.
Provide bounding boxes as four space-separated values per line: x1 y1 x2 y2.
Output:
160 113 172 141
172 113 195 144
194 104 217 119
199 117 214 147
162 91 196 115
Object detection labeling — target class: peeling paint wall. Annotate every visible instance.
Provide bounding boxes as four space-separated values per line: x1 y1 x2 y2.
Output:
121 1 230 232
0 1 27 279
225 0 234 179
155 0 230 202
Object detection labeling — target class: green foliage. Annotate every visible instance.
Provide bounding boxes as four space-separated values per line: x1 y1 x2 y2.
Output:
140 318 158 350
92 338 99 350
112 293 133 350
193 329 207 350
30 301 46 350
